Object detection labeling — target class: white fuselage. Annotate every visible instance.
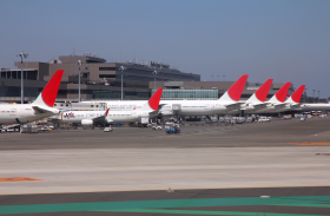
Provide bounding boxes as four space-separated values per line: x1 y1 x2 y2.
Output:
52 111 106 124
52 108 159 125
296 103 330 111
84 99 236 117
0 104 57 125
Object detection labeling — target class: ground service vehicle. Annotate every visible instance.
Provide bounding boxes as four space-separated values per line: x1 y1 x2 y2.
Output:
152 124 162 130
257 116 271 122
104 127 113 132
165 122 180 134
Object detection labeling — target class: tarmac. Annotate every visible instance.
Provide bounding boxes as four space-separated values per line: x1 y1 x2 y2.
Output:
1 117 330 215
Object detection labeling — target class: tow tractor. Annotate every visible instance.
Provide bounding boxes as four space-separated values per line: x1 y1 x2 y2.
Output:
165 122 180 134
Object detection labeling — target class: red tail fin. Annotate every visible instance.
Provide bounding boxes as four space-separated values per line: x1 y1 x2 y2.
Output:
227 75 249 101
276 82 291 102
148 88 163 110
255 79 273 102
291 85 305 103
41 70 64 107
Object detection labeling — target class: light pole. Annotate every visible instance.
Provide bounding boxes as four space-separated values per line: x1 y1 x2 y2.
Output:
152 70 159 90
318 90 320 103
77 60 84 102
211 75 214 81
17 52 28 104
119 66 126 100
313 89 315 103
304 88 307 103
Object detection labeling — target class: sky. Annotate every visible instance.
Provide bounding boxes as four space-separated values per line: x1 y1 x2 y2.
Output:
1 0 329 98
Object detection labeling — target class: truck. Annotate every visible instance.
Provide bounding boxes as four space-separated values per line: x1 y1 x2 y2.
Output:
165 122 180 134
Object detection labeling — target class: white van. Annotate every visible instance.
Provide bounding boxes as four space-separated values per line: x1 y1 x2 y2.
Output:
257 116 271 123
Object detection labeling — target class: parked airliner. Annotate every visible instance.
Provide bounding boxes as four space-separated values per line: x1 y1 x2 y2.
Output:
52 88 163 126
82 75 249 118
254 82 292 114
0 70 64 125
229 79 273 115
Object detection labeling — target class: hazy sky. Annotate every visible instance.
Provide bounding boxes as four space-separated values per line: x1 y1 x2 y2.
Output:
1 0 329 98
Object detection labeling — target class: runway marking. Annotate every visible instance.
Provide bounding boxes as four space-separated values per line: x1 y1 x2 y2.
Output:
0 195 329 215
0 177 42 182
314 153 330 156
288 142 330 146
99 208 326 215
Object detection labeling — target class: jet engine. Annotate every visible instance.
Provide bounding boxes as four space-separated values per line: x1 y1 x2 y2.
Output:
106 118 113 124
81 119 93 126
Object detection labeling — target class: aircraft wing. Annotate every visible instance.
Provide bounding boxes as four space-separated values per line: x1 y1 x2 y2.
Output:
92 108 110 125
2 123 21 128
92 115 108 125
148 110 160 116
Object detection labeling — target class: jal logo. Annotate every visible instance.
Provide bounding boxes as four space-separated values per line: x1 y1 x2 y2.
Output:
64 112 75 119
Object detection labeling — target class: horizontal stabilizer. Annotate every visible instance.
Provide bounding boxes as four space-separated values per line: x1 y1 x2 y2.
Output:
253 103 267 110
32 106 55 114
241 103 267 111
225 103 244 111
290 104 301 109
273 104 286 109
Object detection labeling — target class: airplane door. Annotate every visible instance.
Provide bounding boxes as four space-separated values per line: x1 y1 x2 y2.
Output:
211 104 216 111
19 108 25 118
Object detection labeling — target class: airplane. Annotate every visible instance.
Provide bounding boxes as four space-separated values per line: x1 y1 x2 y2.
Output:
228 79 273 115
253 82 292 114
299 103 330 111
0 70 64 126
258 85 305 114
52 88 163 126
284 85 330 112
81 75 249 118
279 85 306 112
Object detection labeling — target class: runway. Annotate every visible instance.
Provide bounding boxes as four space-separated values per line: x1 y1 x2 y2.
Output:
1 118 330 150
0 118 330 215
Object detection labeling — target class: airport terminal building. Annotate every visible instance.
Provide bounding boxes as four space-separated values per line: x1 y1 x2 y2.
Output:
0 54 295 103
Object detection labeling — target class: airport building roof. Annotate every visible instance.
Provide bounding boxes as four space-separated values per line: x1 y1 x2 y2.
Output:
0 54 297 102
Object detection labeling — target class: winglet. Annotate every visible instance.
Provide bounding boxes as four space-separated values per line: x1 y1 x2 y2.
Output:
33 69 64 107
275 82 291 102
291 85 305 103
255 79 273 102
227 75 249 101
105 108 110 116
148 88 163 111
